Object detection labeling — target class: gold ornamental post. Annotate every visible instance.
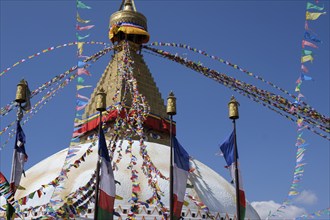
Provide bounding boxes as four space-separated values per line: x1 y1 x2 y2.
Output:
94 89 107 219
167 91 176 220
228 96 241 220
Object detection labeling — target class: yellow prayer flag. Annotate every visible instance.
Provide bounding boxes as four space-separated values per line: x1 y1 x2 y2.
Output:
77 42 84 56
289 191 299 196
301 55 313 63
76 12 90 24
306 11 326 20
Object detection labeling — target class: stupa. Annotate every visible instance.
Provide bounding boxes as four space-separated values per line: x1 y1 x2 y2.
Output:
5 0 261 219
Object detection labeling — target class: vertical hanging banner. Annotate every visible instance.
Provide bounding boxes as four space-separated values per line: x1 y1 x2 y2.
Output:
172 137 190 220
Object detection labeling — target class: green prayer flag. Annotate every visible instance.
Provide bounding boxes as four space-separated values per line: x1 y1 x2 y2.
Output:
77 77 85 84
77 0 91 9
306 2 324 11
76 33 90 41
28 191 36 199
302 50 313 56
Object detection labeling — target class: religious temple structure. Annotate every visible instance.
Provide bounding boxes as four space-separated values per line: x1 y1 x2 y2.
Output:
4 0 261 219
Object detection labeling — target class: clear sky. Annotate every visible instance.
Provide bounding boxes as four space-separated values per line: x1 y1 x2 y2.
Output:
0 0 329 219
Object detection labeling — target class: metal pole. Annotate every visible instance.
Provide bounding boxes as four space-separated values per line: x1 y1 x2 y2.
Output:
94 111 102 220
233 119 241 220
169 115 174 220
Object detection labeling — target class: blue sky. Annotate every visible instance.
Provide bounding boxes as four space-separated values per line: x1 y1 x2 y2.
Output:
0 0 329 218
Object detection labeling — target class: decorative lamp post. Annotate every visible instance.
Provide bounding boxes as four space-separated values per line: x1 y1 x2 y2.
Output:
228 96 241 220
94 88 107 219
167 91 176 220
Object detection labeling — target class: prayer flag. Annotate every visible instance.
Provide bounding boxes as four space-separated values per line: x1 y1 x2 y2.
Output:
304 31 322 43
10 121 28 192
219 131 246 220
301 64 309 73
77 42 84 56
301 73 313 81
306 11 326 20
76 100 88 107
77 85 92 90
305 21 309 30
76 24 95 31
77 12 90 24
302 40 318 48
97 126 116 219
306 2 324 11
173 137 190 220
77 0 91 9
76 33 90 41
301 55 314 63
78 61 87 68
77 68 91 76
77 77 85 84
302 50 313 56
76 104 87 111
77 94 90 101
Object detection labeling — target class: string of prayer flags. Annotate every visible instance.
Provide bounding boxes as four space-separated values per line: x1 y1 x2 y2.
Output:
143 46 330 140
296 207 330 219
0 41 108 78
44 2 97 215
146 41 311 114
269 1 327 218
1 46 113 148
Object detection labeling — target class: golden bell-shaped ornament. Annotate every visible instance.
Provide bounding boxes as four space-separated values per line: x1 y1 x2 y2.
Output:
96 88 107 112
15 79 28 104
166 91 177 116
228 96 239 120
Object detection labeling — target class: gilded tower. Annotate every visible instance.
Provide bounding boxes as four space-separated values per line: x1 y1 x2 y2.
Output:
81 0 171 145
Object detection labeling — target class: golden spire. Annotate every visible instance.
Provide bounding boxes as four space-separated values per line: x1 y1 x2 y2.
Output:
119 0 137 12
109 0 149 44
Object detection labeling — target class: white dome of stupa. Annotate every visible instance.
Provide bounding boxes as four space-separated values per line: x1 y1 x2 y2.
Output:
10 140 260 219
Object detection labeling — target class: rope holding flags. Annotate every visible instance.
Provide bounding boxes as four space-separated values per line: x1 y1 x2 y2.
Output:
1 46 114 151
0 41 109 78
143 46 329 140
268 1 327 218
296 207 330 219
